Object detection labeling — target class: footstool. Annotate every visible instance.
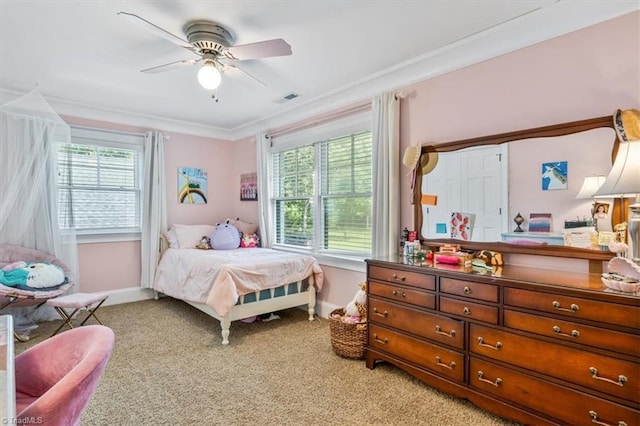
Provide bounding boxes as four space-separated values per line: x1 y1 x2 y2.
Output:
46 292 109 336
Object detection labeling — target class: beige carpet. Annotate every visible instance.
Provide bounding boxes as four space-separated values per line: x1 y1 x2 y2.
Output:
17 298 520 426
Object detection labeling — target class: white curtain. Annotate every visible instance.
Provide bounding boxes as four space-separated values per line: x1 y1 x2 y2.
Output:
256 133 273 248
0 89 79 322
140 131 167 288
371 92 401 257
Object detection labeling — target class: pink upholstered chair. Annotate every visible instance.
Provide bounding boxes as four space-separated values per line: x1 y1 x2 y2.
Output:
14 325 115 425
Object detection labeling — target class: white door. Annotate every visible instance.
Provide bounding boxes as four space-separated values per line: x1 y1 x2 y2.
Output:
422 145 504 241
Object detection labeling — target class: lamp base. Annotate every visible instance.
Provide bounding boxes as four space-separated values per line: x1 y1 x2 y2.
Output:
629 202 639 264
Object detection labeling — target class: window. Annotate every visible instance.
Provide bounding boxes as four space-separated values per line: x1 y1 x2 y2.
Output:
57 126 144 237
271 115 372 258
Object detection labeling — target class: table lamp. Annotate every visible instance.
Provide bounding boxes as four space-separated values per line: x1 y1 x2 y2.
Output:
593 109 640 263
575 175 605 226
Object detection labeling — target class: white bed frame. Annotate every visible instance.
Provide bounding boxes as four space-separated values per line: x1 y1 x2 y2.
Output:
176 278 314 345
155 235 317 345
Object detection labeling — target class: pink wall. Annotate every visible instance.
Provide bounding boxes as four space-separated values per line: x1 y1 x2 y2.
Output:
61 116 238 290
398 11 639 230
163 131 235 226
61 11 639 307
231 136 259 224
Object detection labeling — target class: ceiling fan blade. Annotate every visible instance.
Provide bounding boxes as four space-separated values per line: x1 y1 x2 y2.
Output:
225 39 292 61
222 63 267 87
118 11 192 49
141 58 200 74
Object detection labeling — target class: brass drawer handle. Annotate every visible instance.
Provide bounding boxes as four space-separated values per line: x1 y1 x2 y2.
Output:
589 367 627 387
477 336 502 350
477 371 502 387
392 290 406 298
435 356 456 370
373 308 388 318
373 333 388 345
552 300 579 313
463 286 472 294
391 273 406 282
553 325 580 338
589 410 627 426
435 325 456 338
462 306 471 315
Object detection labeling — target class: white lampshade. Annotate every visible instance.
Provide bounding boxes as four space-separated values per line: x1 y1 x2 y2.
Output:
197 61 221 90
593 139 640 198
575 175 606 199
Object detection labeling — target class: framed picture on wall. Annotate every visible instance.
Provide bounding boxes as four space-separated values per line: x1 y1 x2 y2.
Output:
178 167 207 204
241 173 258 201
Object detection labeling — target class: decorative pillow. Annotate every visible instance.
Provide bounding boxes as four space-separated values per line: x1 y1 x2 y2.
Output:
240 233 260 248
228 218 258 235
210 223 241 250
173 224 216 249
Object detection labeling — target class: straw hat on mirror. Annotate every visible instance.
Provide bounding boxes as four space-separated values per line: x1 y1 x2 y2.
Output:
614 108 640 142
402 142 439 176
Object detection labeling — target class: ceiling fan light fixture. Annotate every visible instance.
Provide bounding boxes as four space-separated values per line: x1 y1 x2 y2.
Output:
197 61 221 90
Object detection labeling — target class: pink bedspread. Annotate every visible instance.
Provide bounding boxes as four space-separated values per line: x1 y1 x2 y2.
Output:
153 248 323 317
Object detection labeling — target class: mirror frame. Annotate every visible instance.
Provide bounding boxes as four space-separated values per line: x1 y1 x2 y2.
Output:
413 115 622 271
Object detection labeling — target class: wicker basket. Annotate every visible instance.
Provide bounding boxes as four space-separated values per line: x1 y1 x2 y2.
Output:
329 307 367 359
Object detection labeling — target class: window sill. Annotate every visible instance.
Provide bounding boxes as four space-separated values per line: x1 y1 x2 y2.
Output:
271 245 366 273
77 232 141 244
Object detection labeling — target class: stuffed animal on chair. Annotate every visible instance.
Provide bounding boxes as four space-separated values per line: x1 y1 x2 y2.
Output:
0 261 67 290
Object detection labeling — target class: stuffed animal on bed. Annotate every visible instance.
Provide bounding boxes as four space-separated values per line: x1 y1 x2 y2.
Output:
195 236 212 250
210 221 241 250
0 261 66 289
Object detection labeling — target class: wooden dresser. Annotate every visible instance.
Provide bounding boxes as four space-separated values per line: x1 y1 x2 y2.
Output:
365 257 640 425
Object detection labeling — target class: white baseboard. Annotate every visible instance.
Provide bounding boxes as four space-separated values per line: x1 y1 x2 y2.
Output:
309 299 341 319
101 287 157 307
102 287 341 320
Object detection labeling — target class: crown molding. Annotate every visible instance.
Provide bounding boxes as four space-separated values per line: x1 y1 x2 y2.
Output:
0 88 235 140
231 1 639 140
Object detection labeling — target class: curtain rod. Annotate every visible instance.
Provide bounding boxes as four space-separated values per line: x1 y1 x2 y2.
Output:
70 124 147 138
267 101 371 139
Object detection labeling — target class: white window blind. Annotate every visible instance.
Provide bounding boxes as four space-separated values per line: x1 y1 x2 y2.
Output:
271 127 372 257
57 126 144 235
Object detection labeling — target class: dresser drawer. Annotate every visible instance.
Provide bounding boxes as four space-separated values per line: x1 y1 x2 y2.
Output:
439 296 498 324
369 323 464 382
440 278 498 303
470 358 640 426
504 288 640 329
504 309 640 357
368 265 435 291
369 282 435 309
368 296 464 349
470 324 640 402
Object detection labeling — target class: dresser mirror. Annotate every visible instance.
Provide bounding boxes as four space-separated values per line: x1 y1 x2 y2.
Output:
413 115 624 267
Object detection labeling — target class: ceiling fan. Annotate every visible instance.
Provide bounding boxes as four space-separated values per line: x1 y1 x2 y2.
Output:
118 12 292 97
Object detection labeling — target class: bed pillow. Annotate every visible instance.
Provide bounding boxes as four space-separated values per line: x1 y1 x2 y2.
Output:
210 223 241 250
165 228 180 248
173 224 216 249
228 218 258 235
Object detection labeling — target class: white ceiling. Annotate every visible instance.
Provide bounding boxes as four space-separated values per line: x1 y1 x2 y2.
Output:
0 1 636 140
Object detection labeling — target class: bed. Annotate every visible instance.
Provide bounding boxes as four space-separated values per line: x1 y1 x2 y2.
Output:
153 232 323 345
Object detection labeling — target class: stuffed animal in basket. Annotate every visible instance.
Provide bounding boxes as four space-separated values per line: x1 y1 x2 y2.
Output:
337 281 369 324
344 301 362 324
